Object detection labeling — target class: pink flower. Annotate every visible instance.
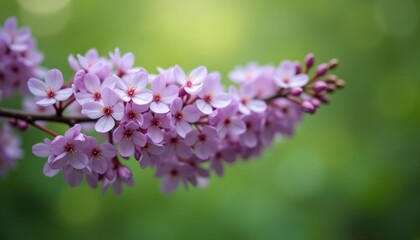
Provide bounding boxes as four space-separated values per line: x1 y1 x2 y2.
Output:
49 124 88 170
142 113 170 143
170 97 201 137
120 102 148 126
185 126 219 160
174 66 206 94
196 73 232 114
85 136 116 174
27 69 73 106
82 88 124 133
149 75 178 114
274 61 309 88
163 131 192 159
75 72 115 104
134 137 165 169
113 121 147 157
114 72 152 105
212 102 246 138
229 83 267 115
109 48 136 75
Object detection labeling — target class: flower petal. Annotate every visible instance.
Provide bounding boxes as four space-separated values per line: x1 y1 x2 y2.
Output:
84 73 101 93
196 99 213 115
45 69 64 91
28 78 47 97
150 101 169 114
55 88 73 101
211 93 232 109
82 102 103 119
95 116 115 133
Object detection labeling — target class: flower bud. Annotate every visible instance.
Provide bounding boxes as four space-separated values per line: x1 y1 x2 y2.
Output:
294 61 302 74
335 79 345 89
301 101 316 114
17 120 28 131
9 118 18 126
311 98 321 108
290 87 303 96
326 83 336 93
315 64 329 77
317 94 330 104
118 165 132 182
328 59 338 69
305 53 315 69
312 81 327 93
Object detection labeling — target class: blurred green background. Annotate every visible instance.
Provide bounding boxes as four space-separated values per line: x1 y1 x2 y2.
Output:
1 0 420 239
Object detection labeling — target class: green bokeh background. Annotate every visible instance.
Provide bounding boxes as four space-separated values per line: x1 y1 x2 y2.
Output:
1 0 420 239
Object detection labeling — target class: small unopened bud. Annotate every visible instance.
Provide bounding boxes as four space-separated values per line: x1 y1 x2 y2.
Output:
315 64 329 77
317 95 330 104
294 61 302 74
326 84 336 93
312 81 327 93
328 59 338 69
311 98 321 108
326 75 337 84
118 165 132 182
305 53 315 69
290 87 303 96
9 118 18 126
335 79 345 89
301 101 316 114
17 120 28 131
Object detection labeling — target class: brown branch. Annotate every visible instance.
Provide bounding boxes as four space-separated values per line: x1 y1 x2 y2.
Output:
0 107 94 126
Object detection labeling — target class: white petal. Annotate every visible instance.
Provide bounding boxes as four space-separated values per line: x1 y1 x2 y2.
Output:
28 78 47 97
196 99 213 114
150 101 169 114
95 116 115 133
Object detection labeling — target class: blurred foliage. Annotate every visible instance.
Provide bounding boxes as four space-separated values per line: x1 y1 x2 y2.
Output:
1 0 420 239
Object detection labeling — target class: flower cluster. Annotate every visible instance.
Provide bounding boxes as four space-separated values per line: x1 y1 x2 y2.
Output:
0 17 43 99
0 17 345 194
26 48 342 194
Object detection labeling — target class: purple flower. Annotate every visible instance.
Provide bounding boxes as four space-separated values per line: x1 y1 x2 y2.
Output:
149 75 178 113
170 97 201 137
27 69 73 106
49 124 88 170
230 83 267 115
196 73 232 114
85 136 116 174
142 113 170 143
113 121 147 157
62 164 92 187
114 72 152 105
82 88 124 133
174 66 206 94
240 113 263 148
228 62 262 84
135 137 165 169
102 163 133 195
185 126 219 160
274 61 309 88
121 102 148 125
75 72 115 104
68 48 112 79
109 48 136 75
212 102 246 138
163 131 192 159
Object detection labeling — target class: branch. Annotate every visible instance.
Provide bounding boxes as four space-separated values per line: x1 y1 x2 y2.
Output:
0 107 94 126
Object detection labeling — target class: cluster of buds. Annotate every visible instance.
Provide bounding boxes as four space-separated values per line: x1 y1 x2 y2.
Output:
0 17 345 194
